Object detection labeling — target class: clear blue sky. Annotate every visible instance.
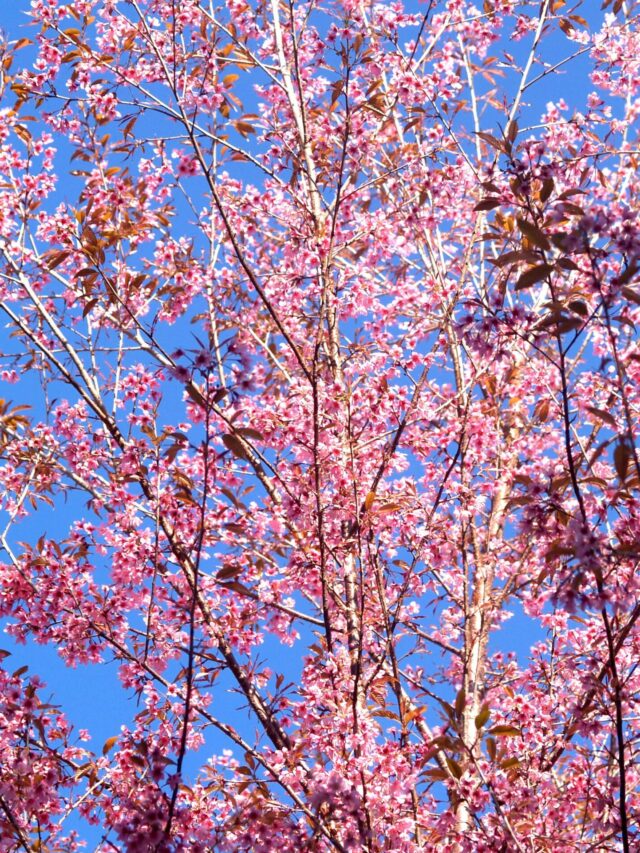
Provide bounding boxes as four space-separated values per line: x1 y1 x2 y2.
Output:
0 1 611 847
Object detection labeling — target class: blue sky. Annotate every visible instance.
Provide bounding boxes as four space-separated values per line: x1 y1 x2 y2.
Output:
0 0 616 847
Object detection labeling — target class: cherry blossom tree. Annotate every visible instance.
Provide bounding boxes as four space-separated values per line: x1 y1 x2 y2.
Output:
0 0 639 849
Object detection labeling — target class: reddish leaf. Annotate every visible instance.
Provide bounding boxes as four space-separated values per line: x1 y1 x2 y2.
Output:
516 218 551 251
474 198 502 211
614 442 630 481
489 725 522 736
222 434 249 460
515 264 554 290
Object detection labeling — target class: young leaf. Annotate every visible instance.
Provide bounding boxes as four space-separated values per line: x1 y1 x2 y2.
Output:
489 725 522 737
587 406 617 427
474 198 502 211
103 736 119 755
614 442 630 481
515 264 554 290
475 705 491 730
516 218 551 251
222 434 249 460
446 757 463 779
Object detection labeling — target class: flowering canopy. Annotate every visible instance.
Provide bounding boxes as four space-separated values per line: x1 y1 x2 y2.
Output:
0 0 640 850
